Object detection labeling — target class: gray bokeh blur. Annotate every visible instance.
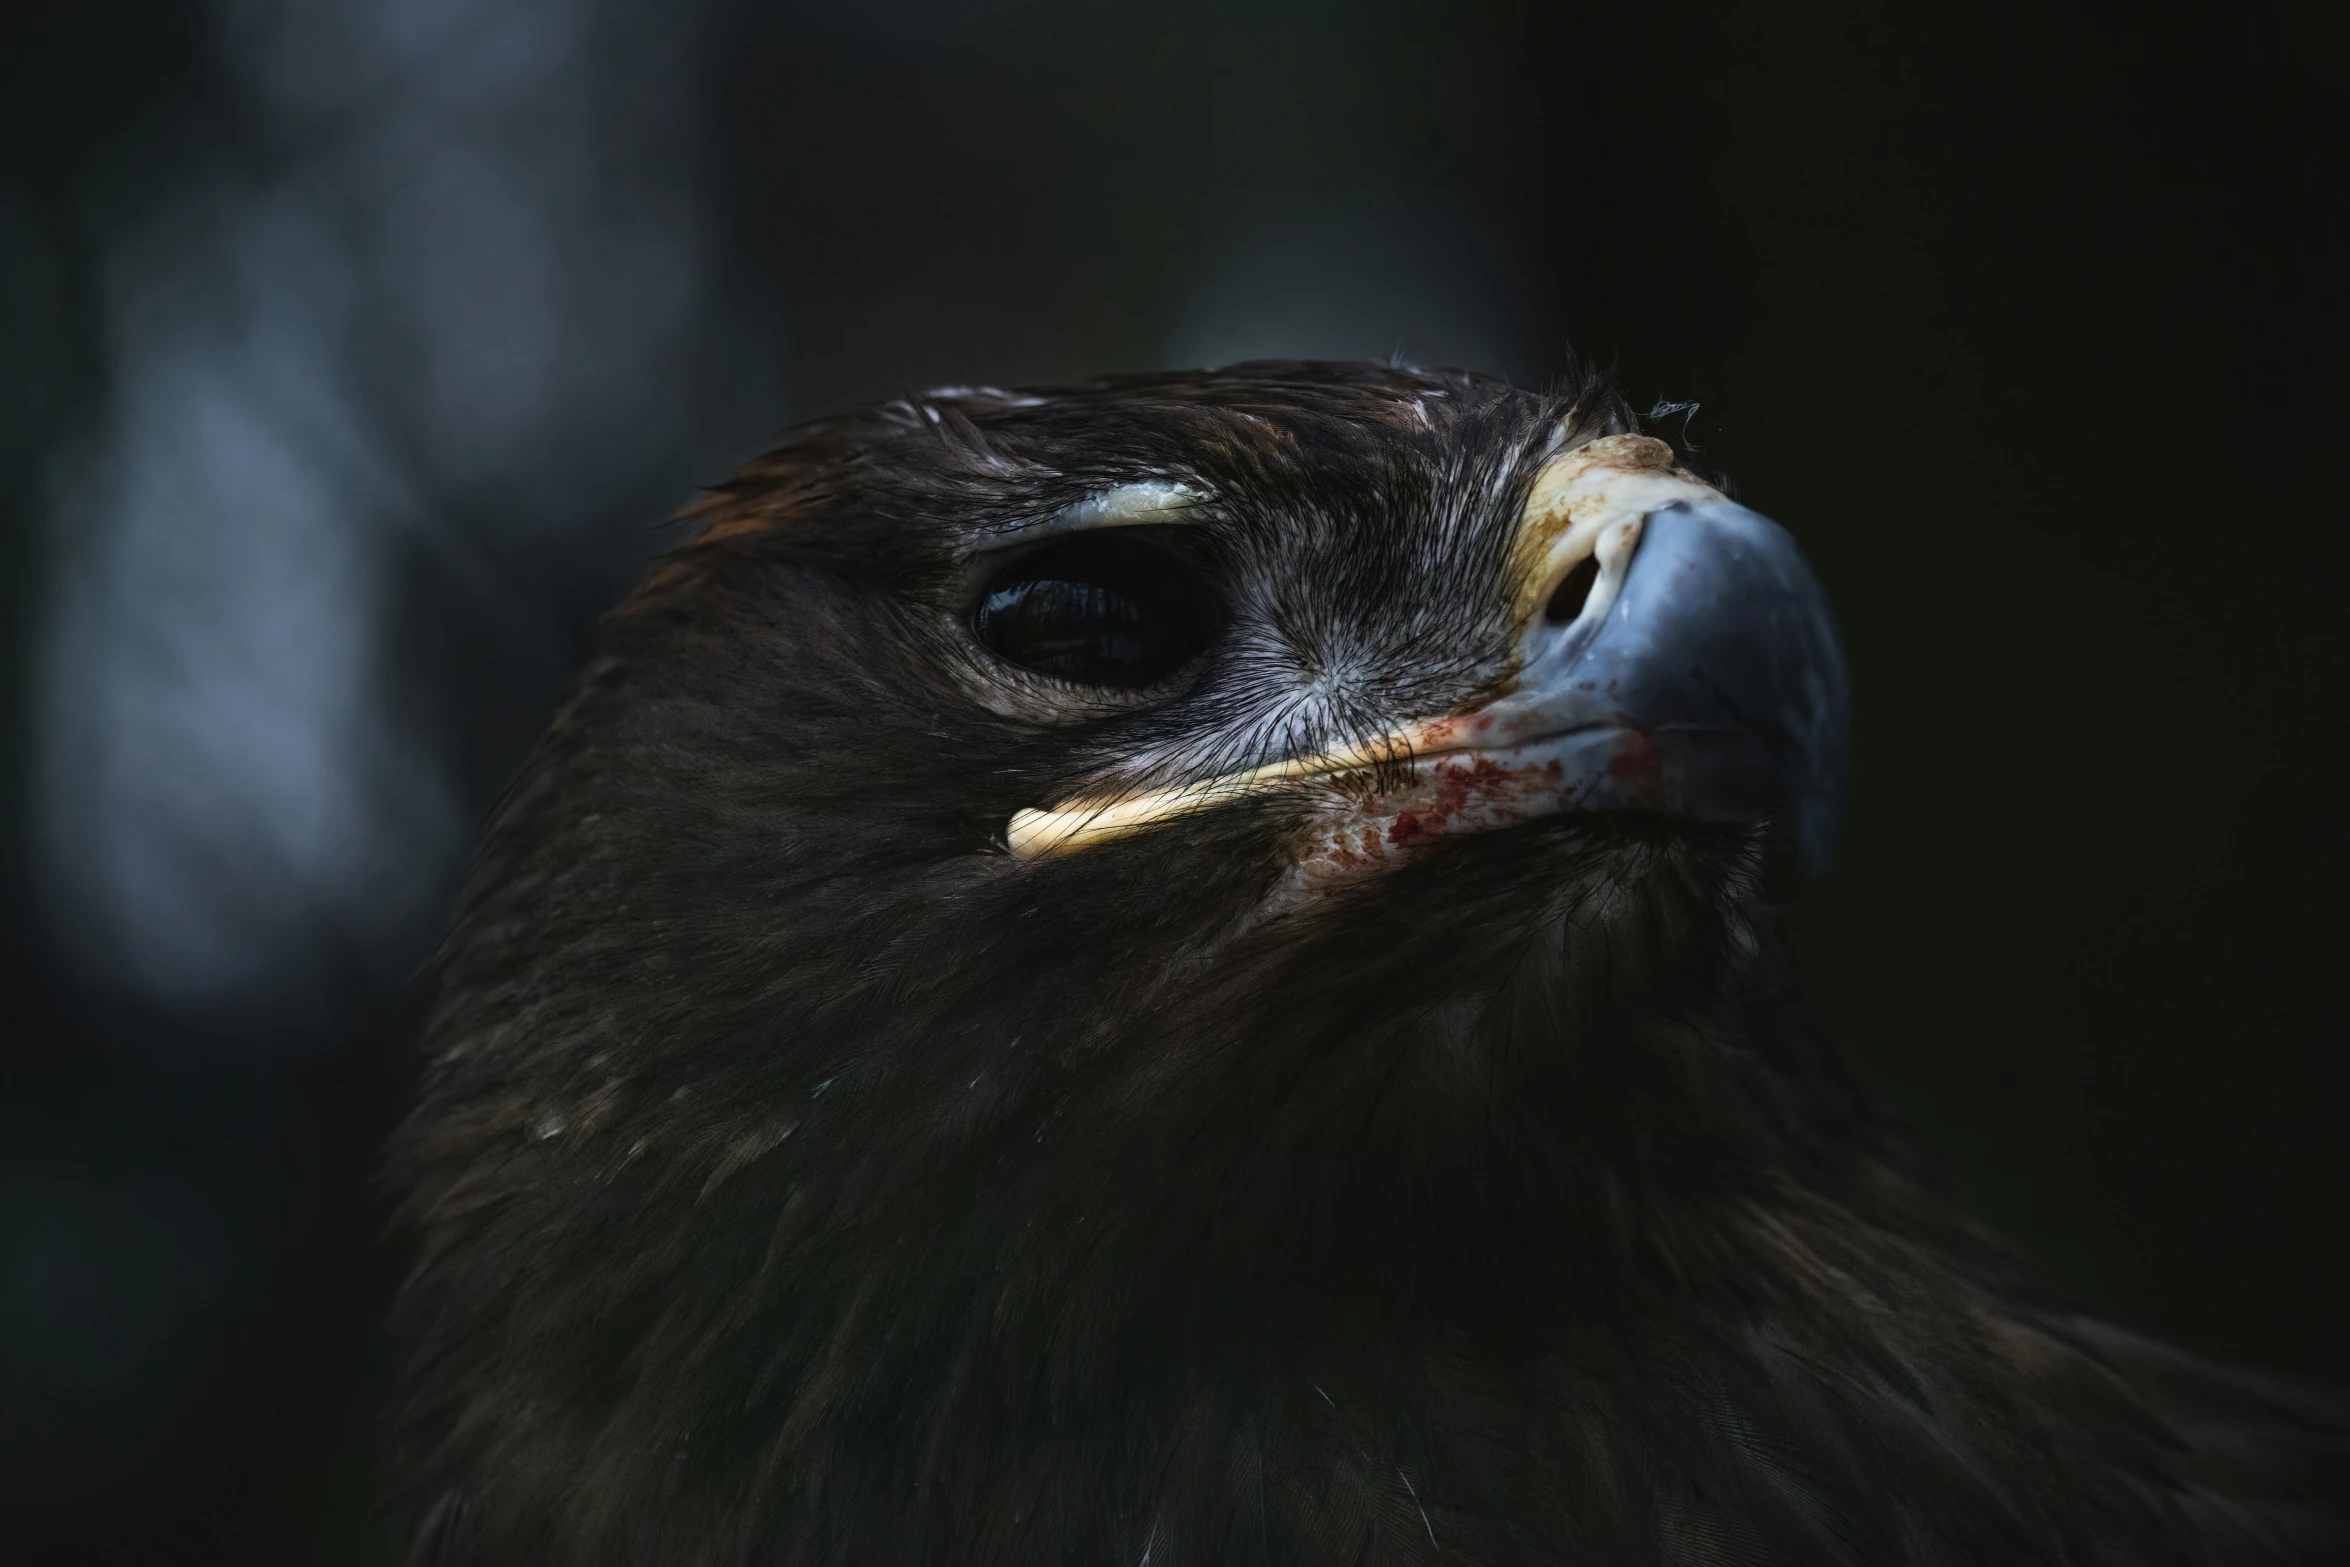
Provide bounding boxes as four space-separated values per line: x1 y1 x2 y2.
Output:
38 0 761 1011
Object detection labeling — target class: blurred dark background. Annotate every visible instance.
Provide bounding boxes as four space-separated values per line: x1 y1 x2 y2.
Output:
1 0 2338 1559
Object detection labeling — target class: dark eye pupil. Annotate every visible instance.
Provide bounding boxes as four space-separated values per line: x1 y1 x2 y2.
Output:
980 579 1146 675
974 531 1214 687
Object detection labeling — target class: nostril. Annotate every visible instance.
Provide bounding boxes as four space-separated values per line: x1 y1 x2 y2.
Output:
1543 554 1601 625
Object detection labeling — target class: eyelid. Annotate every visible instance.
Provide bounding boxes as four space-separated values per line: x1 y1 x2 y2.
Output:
977 481 1204 549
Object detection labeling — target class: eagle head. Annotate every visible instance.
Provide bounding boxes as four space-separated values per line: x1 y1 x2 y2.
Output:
395 365 2322 1564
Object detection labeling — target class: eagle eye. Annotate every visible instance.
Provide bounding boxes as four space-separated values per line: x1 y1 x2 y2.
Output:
973 530 1218 689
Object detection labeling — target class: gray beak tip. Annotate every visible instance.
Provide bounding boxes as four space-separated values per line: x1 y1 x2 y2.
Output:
1546 498 1853 877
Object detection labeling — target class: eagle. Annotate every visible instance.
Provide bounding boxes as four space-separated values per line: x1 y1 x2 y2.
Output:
389 362 2345 1564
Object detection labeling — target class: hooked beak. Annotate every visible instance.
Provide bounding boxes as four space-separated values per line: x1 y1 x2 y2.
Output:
1007 435 1851 877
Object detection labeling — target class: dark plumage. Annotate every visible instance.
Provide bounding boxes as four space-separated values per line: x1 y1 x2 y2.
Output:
389 362 2346 1564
